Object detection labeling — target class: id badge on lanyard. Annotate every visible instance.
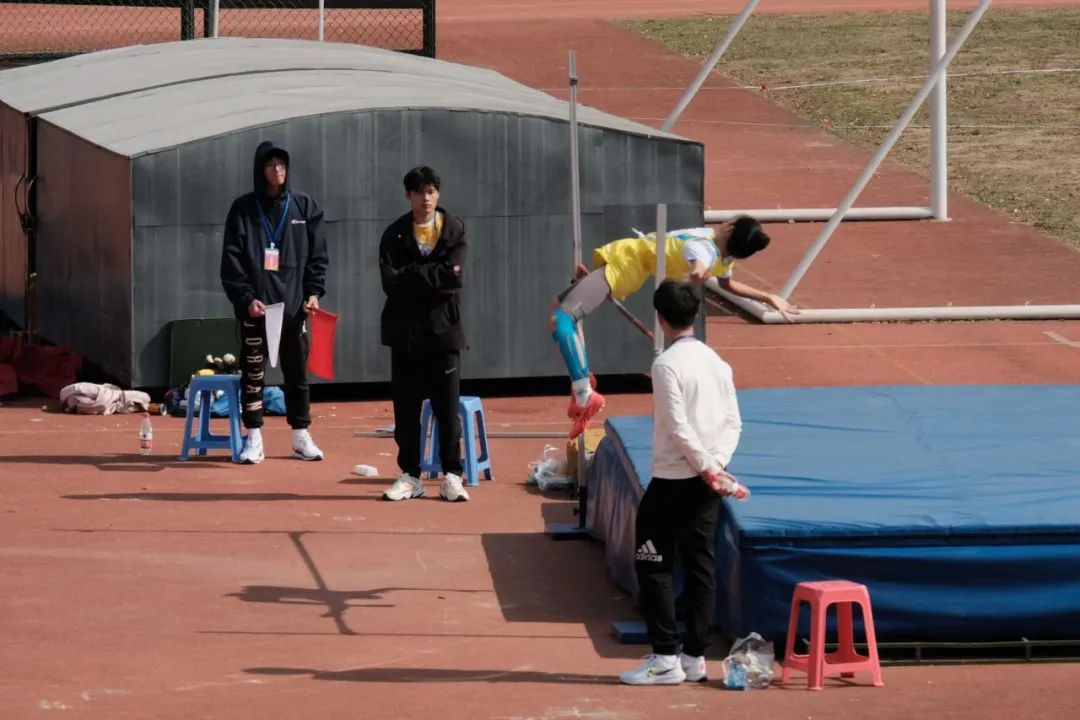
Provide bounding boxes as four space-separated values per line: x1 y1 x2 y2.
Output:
258 193 292 273
264 245 280 272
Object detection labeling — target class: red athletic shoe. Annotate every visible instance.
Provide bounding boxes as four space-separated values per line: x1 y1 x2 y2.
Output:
569 391 606 440
566 375 599 419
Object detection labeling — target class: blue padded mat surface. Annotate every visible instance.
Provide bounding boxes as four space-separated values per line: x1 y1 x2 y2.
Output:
606 385 1080 542
592 385 1080 640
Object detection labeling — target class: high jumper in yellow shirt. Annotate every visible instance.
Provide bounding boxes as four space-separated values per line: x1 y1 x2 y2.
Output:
551 216 799 439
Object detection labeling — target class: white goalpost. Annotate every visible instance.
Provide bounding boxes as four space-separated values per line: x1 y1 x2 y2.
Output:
210 0 220 36
667 0 951 224
667 0 1080 324
207 1 325 40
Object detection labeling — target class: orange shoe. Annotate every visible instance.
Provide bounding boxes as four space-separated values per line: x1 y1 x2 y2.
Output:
569 391 606 439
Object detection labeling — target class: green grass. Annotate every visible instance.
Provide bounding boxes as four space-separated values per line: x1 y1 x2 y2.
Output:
624 9 1080 249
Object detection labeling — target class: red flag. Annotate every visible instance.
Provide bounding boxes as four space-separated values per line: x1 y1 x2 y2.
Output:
307 307 338 381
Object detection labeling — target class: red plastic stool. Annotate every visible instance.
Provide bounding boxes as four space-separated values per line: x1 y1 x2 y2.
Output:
781 580 884 691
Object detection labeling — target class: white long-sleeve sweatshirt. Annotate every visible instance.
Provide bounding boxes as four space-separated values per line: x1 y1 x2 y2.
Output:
650 337 742 479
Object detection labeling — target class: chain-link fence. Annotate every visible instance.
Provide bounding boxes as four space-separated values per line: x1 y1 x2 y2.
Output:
0 0 434 65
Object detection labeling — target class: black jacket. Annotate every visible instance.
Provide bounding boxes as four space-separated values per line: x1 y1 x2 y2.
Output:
220 141 329 324
379 208 467 352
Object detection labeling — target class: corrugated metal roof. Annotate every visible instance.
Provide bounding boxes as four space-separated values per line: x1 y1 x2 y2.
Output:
0 38 505 113
0 37 684 156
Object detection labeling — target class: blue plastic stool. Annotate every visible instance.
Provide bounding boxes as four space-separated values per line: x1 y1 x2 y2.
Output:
420 396 493 487
180 375 243 462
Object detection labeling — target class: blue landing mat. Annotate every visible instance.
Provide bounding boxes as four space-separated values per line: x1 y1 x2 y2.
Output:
586 385 1080 642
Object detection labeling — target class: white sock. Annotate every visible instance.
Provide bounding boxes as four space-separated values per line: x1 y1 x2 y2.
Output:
571 378 592 407
292 428 309 444
247 428 262 443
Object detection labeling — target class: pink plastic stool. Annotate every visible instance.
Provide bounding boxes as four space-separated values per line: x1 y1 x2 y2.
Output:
781 580 884 691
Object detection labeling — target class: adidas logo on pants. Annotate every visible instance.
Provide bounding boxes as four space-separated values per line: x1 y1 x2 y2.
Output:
636 540 663 562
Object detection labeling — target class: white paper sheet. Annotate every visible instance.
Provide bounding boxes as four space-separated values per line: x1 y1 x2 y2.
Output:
264 302 285 368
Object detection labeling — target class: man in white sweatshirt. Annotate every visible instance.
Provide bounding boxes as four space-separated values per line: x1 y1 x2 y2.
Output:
620 280 745 686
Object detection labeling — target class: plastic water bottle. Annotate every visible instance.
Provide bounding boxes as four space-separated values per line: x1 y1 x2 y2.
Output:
139 413 153 456
722 478 751 502
707 471 750 501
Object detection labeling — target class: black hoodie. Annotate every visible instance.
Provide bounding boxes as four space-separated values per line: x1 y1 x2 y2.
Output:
220 141 329 323
379 207 467 352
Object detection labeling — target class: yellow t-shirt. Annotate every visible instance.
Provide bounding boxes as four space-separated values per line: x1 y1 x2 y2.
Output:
593 231 735 301
413 212 444 255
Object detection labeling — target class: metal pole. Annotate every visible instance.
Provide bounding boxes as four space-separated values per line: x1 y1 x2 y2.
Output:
707 278 768 320
181 0 195 40
662 0 759 132
930 0 949 219
653 204 667 356
759 304 1080 324
318 0 325 41
422 0 436 57
355 431 571 439
708 280 1080 324
611 298 656 341
705 206 934 224
210 0 220 37
567 50 589 530
569 51 583 269
779 0 992 300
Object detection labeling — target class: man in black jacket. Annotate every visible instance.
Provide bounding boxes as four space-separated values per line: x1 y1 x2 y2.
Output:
379 166 469 502
220 141 329 464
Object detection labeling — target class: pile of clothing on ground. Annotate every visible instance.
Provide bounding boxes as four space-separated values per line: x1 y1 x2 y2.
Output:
0 338 289 422
59 382 151 415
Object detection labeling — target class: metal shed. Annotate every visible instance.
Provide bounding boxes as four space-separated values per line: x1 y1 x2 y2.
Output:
0 38 704 387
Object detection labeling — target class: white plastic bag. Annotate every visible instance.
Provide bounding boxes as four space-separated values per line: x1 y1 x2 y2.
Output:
722 633 775 690
527 445 572 491
538 470 573 492
526 445 561 484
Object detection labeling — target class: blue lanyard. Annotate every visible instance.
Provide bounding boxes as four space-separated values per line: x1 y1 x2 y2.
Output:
671 334 698 345
256 193 291 249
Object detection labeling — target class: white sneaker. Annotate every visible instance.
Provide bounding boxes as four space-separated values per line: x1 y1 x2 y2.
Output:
292 429 324 461
680 653 707 683
238 432 264 465
439 473 470 502
383 474 424 501
619 654 686 686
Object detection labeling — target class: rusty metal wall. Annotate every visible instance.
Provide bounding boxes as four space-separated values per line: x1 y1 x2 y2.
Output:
35 120 132 380
0 102 27 327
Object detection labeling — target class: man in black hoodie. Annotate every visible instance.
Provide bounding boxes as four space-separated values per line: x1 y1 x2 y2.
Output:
220 141 329 464
378 166 469 502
